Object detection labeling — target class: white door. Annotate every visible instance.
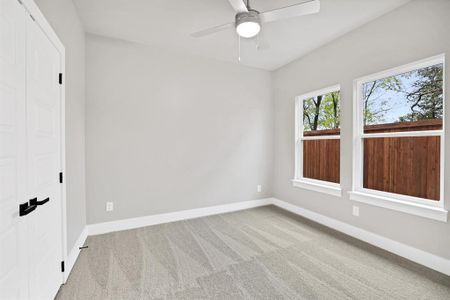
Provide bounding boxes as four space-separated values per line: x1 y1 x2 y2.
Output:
0 0 29 299
0 0 64 299
26 10 63 300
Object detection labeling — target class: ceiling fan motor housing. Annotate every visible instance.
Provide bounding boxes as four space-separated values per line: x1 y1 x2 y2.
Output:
235 9 261 38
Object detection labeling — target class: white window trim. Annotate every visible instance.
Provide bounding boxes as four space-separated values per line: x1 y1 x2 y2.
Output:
293 84 342 197
351 54 447 222
292 178 341 197
349 191 448 222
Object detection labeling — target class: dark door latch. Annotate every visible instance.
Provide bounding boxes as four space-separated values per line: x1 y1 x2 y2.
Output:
30 197 50 206
19 202 37 217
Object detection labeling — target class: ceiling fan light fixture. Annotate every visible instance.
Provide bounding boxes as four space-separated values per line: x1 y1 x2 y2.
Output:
235 10 260 38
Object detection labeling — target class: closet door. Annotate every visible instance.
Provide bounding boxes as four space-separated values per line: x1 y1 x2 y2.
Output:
0 0 29 299
26 11 63 300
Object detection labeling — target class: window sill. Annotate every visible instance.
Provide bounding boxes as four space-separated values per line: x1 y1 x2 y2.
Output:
292 179 342 197
349 191 448 222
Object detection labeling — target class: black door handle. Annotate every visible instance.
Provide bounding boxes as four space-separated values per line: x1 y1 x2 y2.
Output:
19 202 37 217
30 197 50 206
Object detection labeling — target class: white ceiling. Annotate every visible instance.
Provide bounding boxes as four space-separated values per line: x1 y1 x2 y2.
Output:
73 0 410 70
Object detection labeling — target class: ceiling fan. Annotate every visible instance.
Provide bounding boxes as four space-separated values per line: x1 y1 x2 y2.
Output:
191 0 320 39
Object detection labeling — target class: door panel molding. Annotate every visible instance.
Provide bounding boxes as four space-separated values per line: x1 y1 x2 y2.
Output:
0 0 67 299
0 0 28 298
21 0 68 285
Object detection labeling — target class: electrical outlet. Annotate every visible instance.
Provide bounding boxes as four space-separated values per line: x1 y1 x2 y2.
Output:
106 202 114 212
352 206 359 217
257 185 262 193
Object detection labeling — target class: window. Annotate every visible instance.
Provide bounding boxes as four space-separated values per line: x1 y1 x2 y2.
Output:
293 85 341 196
351 55 447 222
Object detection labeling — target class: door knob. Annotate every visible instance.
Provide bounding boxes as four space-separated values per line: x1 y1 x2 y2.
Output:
19 202 37 217
29 197 50 206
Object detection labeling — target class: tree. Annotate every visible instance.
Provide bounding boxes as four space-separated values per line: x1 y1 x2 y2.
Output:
312 95 323 130
398 64 443 122
303 96 322 130
363 76 402 125
303 92 339 131
319 92 340 129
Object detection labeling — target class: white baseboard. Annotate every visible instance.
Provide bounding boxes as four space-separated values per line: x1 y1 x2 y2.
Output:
64 226 88 283
87 198 274 236
271 198 450 277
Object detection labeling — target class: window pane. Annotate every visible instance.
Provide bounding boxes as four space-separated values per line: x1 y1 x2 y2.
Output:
363 136 440 200
363 63 443 133
303 90 340 136
303 139 340 183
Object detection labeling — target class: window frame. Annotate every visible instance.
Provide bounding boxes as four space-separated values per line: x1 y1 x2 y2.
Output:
293 84 342 197
350 54 447 222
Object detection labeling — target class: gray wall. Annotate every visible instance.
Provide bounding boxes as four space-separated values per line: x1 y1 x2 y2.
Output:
273 0 450 259
34 0 87 252
85 34 273 224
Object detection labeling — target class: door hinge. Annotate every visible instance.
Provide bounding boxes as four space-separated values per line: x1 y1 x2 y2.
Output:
61 261 65 273
59 73 63 85
59 172 63 184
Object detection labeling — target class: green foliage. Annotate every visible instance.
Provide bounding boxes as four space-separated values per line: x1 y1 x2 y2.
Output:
303 91 340 131
303 97 316 131
320 92 340 129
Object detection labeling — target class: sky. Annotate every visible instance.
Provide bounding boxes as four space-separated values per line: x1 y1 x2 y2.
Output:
363 63 443 125
364 75 417 124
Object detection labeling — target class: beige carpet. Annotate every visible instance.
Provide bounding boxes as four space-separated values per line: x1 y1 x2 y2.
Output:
57 206 450 299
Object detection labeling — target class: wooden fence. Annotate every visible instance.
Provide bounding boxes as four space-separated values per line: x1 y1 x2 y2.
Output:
303 119 442 200
363 119 441 200
303 128 340 183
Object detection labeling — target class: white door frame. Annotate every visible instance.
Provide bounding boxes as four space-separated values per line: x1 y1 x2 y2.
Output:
20 0 68 283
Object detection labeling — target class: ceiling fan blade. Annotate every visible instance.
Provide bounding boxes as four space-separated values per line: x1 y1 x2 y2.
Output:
191 23 234 38
261 0 320 23
228 0 248 13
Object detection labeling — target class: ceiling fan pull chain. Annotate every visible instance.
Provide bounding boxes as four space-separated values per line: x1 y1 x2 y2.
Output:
238 35 241 62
